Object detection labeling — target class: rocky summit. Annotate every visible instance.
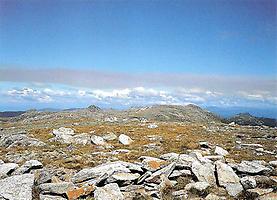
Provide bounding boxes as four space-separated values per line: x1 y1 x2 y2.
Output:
0 105 276 200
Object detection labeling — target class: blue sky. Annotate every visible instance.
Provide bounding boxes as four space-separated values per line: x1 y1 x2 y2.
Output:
0 0 276 116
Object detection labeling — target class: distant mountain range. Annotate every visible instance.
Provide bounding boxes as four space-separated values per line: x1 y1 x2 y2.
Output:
206 106 277 119
0 111 26 118
224 112 277 127
0 104 276 127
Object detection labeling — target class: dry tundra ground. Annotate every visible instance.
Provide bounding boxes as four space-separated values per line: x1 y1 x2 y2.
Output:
1 117 276 170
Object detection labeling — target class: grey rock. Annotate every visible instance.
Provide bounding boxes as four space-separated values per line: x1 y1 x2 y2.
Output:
91 135 107 145
145 162 176 183
110 172 140 182
72 133 91 145
13 159 43 175
39 182 74 195
169 169 191 178
189 151 212 164
247 188 274 196
225 183 244 197
240 176 257 189
185 181 210 195
0 134 46 148
235 160 271 174
118 134 133 145
269 160 277 167
172 190 188 198
139 156 166 171
215 146 229 156
160 153 179 161
199 141 210 148
205 193 224 200
102 132 117 141
147 123 158 129
215 161 243 197
120 184 144 192
137 171 152 184
241 143 263 148
0 174 34 200
72 161 140 183
203 155 225 162
191 161 216 185
39 194 67 200
94 183 124 200
177 154 197 167
35 169 52 185
216 161 240 186
0 163 18 179
51 127 75 144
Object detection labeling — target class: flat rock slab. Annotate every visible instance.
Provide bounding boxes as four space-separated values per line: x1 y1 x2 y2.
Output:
39 182 75 195
215 146 229 156
235 160 271 174
0 163 18 179
13 160 43 175
0 174 34 200
145 162 176 183
94 183 124 200
112 172 140 181
191 161 216 186
215 161 243 197
169 169 191 178
140 156 168 171
40 194 67 200
72 161 143 183
0 134 46 148
216 161 240 185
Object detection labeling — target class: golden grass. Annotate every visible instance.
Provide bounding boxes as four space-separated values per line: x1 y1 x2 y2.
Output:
1 118 276 169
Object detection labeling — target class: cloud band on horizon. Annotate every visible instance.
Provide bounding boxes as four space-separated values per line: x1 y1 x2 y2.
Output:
0 67 276 110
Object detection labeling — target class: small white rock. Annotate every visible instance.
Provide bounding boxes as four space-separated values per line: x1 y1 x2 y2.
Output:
118 134 133 145
91 135 106 145
215 146 229 156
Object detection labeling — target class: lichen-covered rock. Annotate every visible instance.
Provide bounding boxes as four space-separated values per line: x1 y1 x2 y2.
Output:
51 127 75 144
139 156 167 171
191 161 216 185
240 176 257 189
94 183 124 200
0 174 34 200
0 134 46 148
145 162 176 183
39 182 75 195
235 160 271 174
72 161 136 183
215 161 243 197
71 133 91 145
102 132 117 141
185 181 210 195
0 163 18 179
13 159 43 175
66 185 95 200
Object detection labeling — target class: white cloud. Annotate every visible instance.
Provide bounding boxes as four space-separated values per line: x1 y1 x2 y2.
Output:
2 85 277 108
38 95 53 103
